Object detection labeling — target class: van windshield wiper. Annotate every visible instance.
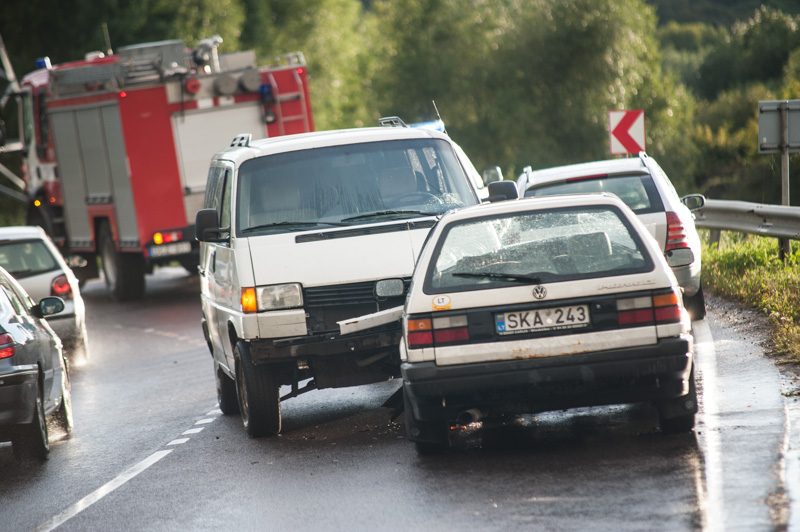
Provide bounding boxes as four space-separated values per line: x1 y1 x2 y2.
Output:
340 210 440 223
451 272 543 284
241 221 348 233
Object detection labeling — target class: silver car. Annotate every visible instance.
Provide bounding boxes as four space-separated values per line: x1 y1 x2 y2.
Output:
518 153 706 319
0 227 89 359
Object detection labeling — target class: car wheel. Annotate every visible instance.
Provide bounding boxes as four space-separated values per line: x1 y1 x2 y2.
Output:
99 221 146 301
404 390 448 454
54 362 74 436
659 368 697 435
12 386 50 461
216 364 240 416
66 323 90 361
234 341 281 437
684 283 706 321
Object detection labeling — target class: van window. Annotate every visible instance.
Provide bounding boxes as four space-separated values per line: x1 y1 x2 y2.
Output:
220 169 232 232
203 166 222 210
235 139 477 235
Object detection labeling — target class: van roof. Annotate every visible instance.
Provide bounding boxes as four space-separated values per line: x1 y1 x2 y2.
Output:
213 127 450 166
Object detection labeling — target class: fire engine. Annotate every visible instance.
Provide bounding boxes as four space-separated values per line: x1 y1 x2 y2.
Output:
0 36 314 300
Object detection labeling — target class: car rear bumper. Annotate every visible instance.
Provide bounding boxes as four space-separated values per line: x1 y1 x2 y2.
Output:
402 336 692 420
0 365 38 426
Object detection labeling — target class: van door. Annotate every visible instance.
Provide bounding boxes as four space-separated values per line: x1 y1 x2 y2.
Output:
210 165 237 371
200 166 225 361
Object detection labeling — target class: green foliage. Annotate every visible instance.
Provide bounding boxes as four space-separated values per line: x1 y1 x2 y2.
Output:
702 233 800 362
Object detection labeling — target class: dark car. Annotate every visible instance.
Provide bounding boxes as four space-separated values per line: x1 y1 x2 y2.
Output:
0 266 73 460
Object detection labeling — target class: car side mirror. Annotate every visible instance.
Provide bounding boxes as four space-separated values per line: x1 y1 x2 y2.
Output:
681 194 705 211
487 181 519 202
482 166 503 186
195 208 228 242
34 296 65 318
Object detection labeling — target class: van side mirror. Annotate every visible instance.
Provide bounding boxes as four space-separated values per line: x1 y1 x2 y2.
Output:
482 166 503 186
487 181 519 202
681 194 705 211
195 208 228 242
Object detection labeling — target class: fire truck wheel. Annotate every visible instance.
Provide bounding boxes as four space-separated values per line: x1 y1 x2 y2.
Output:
99 222 146 301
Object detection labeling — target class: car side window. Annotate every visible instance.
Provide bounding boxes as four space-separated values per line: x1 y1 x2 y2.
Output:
0 285 26 317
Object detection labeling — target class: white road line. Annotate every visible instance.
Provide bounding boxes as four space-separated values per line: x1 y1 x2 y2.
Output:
195 418 214 425
36 450 173 532
206 408 222 416
167 438 190 446
183 427 204 435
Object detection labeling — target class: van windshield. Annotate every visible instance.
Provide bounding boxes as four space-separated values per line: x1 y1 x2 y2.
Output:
236 139 477 235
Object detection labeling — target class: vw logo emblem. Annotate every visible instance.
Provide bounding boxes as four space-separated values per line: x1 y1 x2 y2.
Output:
532 285 547 300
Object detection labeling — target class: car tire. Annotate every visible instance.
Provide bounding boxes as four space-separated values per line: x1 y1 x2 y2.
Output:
684 283 706 321
53 361 74 436
659 369 697 435
403 390 448 454
234 341 281 437
12 385 50 461
216 364 240 416
99 222 146 301
66 323 90 361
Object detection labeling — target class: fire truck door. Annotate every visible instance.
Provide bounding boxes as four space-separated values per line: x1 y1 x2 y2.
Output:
49 104 139 250
171 103 264 225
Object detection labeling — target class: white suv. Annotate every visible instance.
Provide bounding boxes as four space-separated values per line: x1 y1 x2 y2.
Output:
196 126 486 437
518 153 706 319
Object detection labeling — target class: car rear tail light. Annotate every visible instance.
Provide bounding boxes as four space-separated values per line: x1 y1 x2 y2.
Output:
617 290 682 326
407 315 470 348
665 212 689 252
0 333 15 359
51 274 72 299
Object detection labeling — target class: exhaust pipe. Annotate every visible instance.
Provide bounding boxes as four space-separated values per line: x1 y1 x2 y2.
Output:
455 408 483 426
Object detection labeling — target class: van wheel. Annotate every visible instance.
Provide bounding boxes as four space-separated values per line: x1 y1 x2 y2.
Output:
12 386 50 461
234 342 281 437
216 364 240 415
684 284 706 320
99 222 146 301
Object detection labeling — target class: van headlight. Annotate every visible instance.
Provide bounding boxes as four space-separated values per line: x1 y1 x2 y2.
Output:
256 283 303 311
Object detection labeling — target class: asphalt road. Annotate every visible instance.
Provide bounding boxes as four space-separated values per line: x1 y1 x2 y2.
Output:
0 268 796 530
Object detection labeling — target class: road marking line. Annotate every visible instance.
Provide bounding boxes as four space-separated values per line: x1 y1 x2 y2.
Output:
206 408 222 416
195 418 214 425
36 450 172 532
183 427 204 435
167 438 190 446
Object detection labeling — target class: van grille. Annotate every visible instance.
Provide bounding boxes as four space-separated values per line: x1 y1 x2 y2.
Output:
303 280 410 333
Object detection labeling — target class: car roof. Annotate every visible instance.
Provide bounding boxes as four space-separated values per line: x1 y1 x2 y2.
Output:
0 226 48 240
528 157 650 187
213 127 451 166
441 193 633 224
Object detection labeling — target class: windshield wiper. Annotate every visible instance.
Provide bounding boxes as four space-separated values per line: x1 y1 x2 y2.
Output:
340 210 440 223
451 271 543 284
242 221 348 233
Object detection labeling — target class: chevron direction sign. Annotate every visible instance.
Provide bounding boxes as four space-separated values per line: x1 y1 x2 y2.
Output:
609 109 645 155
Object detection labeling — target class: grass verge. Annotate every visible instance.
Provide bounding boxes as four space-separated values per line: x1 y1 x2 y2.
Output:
702 232 800 364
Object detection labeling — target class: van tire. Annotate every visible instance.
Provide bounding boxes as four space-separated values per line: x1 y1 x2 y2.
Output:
234 341 281 437
99 222 146 301
216 364 240 415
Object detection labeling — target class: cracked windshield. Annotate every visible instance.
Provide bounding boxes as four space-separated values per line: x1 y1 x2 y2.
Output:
431 207 650 290
236 139 476 235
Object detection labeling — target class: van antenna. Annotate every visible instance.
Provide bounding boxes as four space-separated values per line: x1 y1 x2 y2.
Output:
432 100 446 135
102 22 113 55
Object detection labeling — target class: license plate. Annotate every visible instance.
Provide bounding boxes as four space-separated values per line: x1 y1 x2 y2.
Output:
149 241 192 258
496 305 590 335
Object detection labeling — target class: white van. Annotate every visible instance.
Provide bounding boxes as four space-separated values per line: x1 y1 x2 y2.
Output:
196 126 485 437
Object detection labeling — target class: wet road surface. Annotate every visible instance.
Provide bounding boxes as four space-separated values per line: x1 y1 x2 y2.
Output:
0 268 794 530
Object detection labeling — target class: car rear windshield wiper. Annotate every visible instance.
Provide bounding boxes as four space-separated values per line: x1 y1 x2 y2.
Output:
451 271 543 284
340 210 440 223
241 221 348 233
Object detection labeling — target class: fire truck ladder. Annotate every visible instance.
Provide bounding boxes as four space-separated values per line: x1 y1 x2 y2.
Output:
266 70 311 136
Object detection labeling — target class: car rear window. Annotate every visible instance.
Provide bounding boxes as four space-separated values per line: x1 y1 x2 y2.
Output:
425 205 654 293
0 239 59 279
525 173 664 214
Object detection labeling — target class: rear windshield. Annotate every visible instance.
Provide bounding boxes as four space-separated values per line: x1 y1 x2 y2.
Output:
525 173 663 214
0 239 58 279
425 206 653 293
236 139 477 236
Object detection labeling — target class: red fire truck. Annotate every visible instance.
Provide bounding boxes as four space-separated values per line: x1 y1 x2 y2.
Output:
1 36 314 300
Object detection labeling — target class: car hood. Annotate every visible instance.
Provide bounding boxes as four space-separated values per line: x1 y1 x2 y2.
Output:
245 224 432 287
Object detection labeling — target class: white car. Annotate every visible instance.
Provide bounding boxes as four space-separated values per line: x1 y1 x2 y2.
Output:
0 227 88 360
399 193 695 453
518 153 706 319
